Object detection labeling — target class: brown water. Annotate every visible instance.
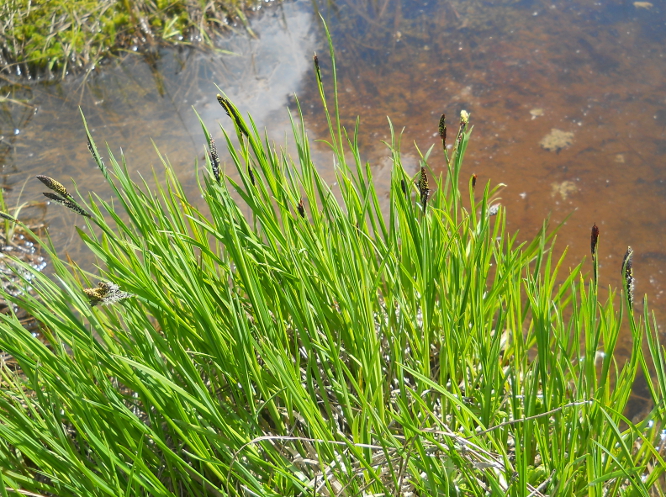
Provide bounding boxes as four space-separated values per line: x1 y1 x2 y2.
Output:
2 0 666 347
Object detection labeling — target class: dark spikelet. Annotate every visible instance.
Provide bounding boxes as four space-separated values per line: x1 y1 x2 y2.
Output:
313 53 322 81
0 212 16 222
418 167 429 213
248 166 256 187
42 192 67 204
297 198 305 218
472 174 477 190
622 246 634 309
217 94 232 118
86 135 97 159
216 94 249 138
36 175 72 199
401 179 407 196
43 192 91 218
438 113 446 147
86 135 105 172
591 224 600 261
209 139 221 182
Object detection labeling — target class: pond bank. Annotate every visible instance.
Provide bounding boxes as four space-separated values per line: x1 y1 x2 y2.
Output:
0 0 278 79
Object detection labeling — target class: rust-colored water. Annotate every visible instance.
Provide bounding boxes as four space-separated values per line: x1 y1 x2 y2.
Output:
1 0 666 358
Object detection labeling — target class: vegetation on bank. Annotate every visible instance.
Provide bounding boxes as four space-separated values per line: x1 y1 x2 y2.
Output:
0 0 263 78
0 28 665 496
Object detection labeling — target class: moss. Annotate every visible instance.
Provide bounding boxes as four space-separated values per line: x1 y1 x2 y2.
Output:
0 0 264 78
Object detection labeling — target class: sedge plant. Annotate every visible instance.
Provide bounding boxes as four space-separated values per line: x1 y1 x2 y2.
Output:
0 24 664 496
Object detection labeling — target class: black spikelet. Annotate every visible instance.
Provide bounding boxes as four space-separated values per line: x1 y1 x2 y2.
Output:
248 166 256 187
313 53 322 82
216 94 249 138
43 192 91 218
438 113 446 149
209 139 221 182
591 224 599 261
418 167 429 213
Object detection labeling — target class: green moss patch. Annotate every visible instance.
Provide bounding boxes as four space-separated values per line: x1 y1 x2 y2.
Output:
0 0 262 78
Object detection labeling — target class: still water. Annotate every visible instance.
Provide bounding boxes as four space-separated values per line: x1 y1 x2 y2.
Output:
2 0 666 349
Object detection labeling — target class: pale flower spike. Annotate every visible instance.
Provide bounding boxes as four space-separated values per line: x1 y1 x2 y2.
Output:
83 281 133 307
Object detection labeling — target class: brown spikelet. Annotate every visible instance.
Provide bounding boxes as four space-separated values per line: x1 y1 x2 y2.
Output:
43 192 91 218
297 198 305 218
472 174 477 190
36 175 72 200
622 246 634 309
591 224 600 261
248 166 256 187
418 167 429 213
209 139 221 182
313 53 321 82
438 113 446 147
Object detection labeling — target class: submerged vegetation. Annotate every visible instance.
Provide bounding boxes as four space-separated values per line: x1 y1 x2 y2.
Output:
0 0 264 78
0 28 665 496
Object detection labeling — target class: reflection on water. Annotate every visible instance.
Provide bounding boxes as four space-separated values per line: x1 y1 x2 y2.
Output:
309 0 666 335
1 0 666 359
0 0 317 262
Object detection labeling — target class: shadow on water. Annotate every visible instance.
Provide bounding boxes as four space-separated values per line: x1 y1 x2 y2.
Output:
1 0 666 413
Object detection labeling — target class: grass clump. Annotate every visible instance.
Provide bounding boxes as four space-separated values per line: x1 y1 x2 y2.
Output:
0 29 665 496
0 0 260 78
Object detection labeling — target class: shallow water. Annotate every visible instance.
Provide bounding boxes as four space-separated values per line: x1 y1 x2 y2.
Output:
1 0 666 355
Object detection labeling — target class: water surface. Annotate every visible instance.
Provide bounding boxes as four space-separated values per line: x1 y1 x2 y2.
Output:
2 0 666 368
